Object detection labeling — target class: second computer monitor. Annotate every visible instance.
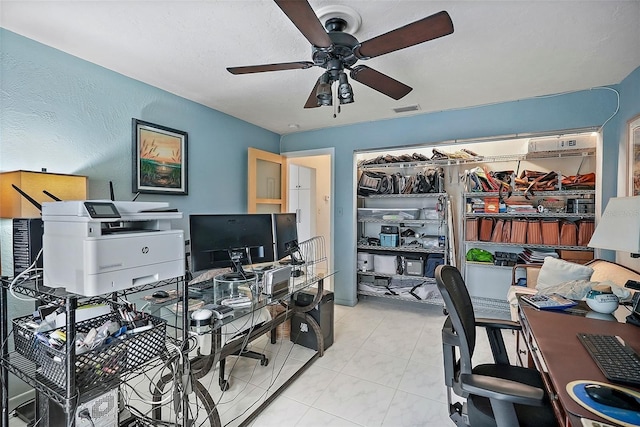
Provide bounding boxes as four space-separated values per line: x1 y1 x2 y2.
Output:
273 213 299 261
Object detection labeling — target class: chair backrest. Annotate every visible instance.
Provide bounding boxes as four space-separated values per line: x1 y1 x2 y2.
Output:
436 264 476 375
511 263 542 288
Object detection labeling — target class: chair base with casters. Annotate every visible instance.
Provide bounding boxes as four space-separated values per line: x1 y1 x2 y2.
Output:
218 347 269 391
436 264 559 427
216 307 272 391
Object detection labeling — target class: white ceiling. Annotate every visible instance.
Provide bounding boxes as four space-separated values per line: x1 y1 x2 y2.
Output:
1 1 639 135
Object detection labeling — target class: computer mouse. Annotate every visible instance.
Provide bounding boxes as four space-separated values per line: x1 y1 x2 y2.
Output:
152 290 169 298
584 384 640 412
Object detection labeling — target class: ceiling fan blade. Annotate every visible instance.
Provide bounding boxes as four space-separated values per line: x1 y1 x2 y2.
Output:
304 77 321 108
354 11 453 59
227 61 314 75
350 65 412 100
274 0 333 48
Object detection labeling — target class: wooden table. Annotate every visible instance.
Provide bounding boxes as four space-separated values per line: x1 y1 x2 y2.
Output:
518 303 640 426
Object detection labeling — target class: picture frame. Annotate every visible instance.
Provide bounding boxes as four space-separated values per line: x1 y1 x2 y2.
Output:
629 114 640 197
132 119 188 195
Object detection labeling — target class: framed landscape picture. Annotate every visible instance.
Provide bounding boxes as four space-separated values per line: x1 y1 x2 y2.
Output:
132 119 188 195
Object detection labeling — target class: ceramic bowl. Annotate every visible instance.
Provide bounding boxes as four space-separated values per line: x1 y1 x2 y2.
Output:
585 290 619 314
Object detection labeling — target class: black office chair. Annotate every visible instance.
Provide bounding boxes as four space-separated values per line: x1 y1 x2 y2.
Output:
435 265 558 427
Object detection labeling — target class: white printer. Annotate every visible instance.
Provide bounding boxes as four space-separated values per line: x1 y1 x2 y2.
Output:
42 200 184 296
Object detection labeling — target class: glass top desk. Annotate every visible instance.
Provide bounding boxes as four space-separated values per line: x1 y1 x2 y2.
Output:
136 264 337 427
517 299 640 427
1 262 335 427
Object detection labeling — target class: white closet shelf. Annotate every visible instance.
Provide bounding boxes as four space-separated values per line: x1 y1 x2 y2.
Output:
359 149 595 170
357 244 445 254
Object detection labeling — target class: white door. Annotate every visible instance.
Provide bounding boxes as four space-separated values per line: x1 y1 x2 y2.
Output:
288 164 316 242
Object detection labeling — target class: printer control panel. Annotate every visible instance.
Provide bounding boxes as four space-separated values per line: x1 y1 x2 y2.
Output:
83 201 121 219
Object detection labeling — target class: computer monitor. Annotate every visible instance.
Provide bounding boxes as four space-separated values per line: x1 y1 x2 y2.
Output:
189 214 275 278
273 213 299 261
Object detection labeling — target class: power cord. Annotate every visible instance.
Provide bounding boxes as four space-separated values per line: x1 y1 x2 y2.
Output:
77 408 96 427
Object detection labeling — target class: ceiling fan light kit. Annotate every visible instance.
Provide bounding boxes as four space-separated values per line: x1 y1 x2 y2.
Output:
316 72 333 106
338 72 354 104
227 0 454 109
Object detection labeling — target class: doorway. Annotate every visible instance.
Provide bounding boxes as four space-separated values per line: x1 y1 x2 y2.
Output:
283 149 334 291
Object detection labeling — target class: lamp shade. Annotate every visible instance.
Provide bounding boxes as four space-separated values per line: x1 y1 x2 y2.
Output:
0 170 87 218
588 196 640 254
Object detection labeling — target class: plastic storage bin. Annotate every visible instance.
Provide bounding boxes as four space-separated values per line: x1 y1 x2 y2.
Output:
12 314 47 362
380 233 399 247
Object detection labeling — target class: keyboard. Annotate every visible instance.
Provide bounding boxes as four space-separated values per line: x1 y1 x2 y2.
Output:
577 333 640 387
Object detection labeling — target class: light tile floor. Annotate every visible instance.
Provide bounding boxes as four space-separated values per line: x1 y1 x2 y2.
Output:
8 296 515 427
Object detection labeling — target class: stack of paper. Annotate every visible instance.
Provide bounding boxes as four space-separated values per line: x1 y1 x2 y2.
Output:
518 248 558 264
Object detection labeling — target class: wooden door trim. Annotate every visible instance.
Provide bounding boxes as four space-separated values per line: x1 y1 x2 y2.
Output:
248 147 287 213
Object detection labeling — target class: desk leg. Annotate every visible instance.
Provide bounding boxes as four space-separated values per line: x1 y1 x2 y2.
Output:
288 278 326 356
151 358 221 427
290 312 325 357
238 279 328 426
148 276 222 427
1 283 8 427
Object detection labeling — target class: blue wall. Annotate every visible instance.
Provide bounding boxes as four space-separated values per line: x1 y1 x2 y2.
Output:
282 72 640 306
0 28 280 404
618 66 640 147
0 28 281 231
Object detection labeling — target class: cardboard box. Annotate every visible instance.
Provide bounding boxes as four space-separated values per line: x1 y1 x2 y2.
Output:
557 250 594 263
484 197 500 213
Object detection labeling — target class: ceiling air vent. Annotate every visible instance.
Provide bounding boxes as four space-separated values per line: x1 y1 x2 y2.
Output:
393 105 420 114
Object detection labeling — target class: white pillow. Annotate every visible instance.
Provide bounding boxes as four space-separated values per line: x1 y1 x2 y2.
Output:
536 257 594 291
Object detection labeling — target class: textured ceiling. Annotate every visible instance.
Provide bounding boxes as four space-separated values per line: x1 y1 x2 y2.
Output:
1 1 639 135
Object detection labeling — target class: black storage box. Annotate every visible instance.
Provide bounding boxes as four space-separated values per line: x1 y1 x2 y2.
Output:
290 289 334 351
380 225 399 234
494 251 518 267
567 199 595 213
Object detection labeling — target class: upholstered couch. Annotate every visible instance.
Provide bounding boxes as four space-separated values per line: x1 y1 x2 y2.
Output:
507 258 640 320
512 259 640 289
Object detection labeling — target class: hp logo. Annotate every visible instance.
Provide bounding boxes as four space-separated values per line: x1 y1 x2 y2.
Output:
142 246 149 254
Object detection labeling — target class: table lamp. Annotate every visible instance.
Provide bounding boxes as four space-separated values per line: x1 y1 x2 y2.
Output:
588 196 640 258
0 170 87 218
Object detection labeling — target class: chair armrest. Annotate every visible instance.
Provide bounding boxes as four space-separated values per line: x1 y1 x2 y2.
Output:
476 318 521 365
476 318 521 331
460 373 545 406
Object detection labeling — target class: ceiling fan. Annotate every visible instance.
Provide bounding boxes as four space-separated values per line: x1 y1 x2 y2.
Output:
227 0 454 109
